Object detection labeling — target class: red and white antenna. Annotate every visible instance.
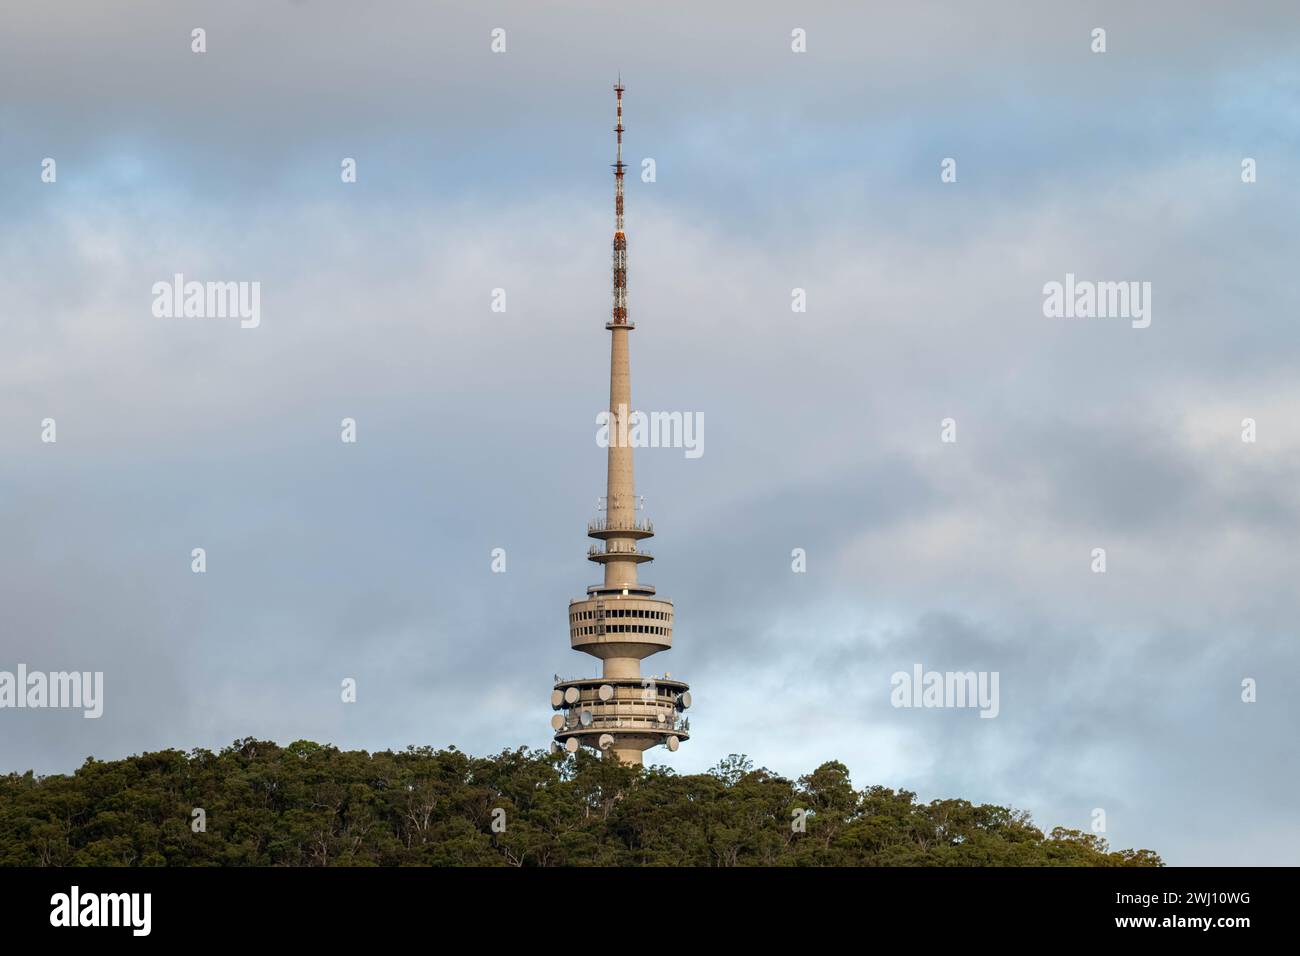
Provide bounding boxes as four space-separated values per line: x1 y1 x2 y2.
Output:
611 77 628 326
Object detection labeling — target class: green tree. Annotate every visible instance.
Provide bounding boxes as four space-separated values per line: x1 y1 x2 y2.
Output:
0 742 1163 867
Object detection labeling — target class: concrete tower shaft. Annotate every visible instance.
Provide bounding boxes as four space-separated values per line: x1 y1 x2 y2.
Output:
602 326 639 591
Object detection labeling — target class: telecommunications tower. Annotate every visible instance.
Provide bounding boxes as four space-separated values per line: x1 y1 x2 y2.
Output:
549 81 692 765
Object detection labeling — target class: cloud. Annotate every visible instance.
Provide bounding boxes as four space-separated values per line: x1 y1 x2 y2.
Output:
2 0 1299 865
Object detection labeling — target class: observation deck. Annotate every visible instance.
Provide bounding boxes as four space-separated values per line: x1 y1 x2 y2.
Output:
568 594 673 657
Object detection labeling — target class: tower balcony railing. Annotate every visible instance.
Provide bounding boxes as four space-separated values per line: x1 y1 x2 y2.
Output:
553 674 690 691
587 520 650 535
556 711 691 735
587 543 653 563
587 516 654 538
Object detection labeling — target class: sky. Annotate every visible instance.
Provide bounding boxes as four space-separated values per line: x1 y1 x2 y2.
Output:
2 0 1299 865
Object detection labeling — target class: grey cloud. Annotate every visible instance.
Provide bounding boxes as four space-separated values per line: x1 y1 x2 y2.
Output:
2 0 1299 866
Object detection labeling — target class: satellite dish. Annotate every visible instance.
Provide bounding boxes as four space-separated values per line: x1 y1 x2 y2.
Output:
598 684 614 701
656 713 665 723
564 687 580 704
550 714 565 730
678 691 692 710
579 710 593 727
667 736 679 752
549 741 560 754
565 737 579 753
550 690 564 709
598 734 614 750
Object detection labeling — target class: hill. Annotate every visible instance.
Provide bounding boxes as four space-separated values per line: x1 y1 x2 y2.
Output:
0 739 1161 866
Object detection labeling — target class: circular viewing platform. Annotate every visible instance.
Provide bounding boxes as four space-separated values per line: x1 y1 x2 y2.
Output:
587 517 654 541
568 595 673 655
587 544 653 564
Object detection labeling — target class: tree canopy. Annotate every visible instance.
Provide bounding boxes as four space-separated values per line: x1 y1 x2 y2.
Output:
0 740 1161 866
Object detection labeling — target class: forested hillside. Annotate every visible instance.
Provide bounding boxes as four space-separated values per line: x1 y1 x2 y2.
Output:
0 740 1161 866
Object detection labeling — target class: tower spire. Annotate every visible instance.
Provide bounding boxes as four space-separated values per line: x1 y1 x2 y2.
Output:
611 77 627 325
549 82 693 766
